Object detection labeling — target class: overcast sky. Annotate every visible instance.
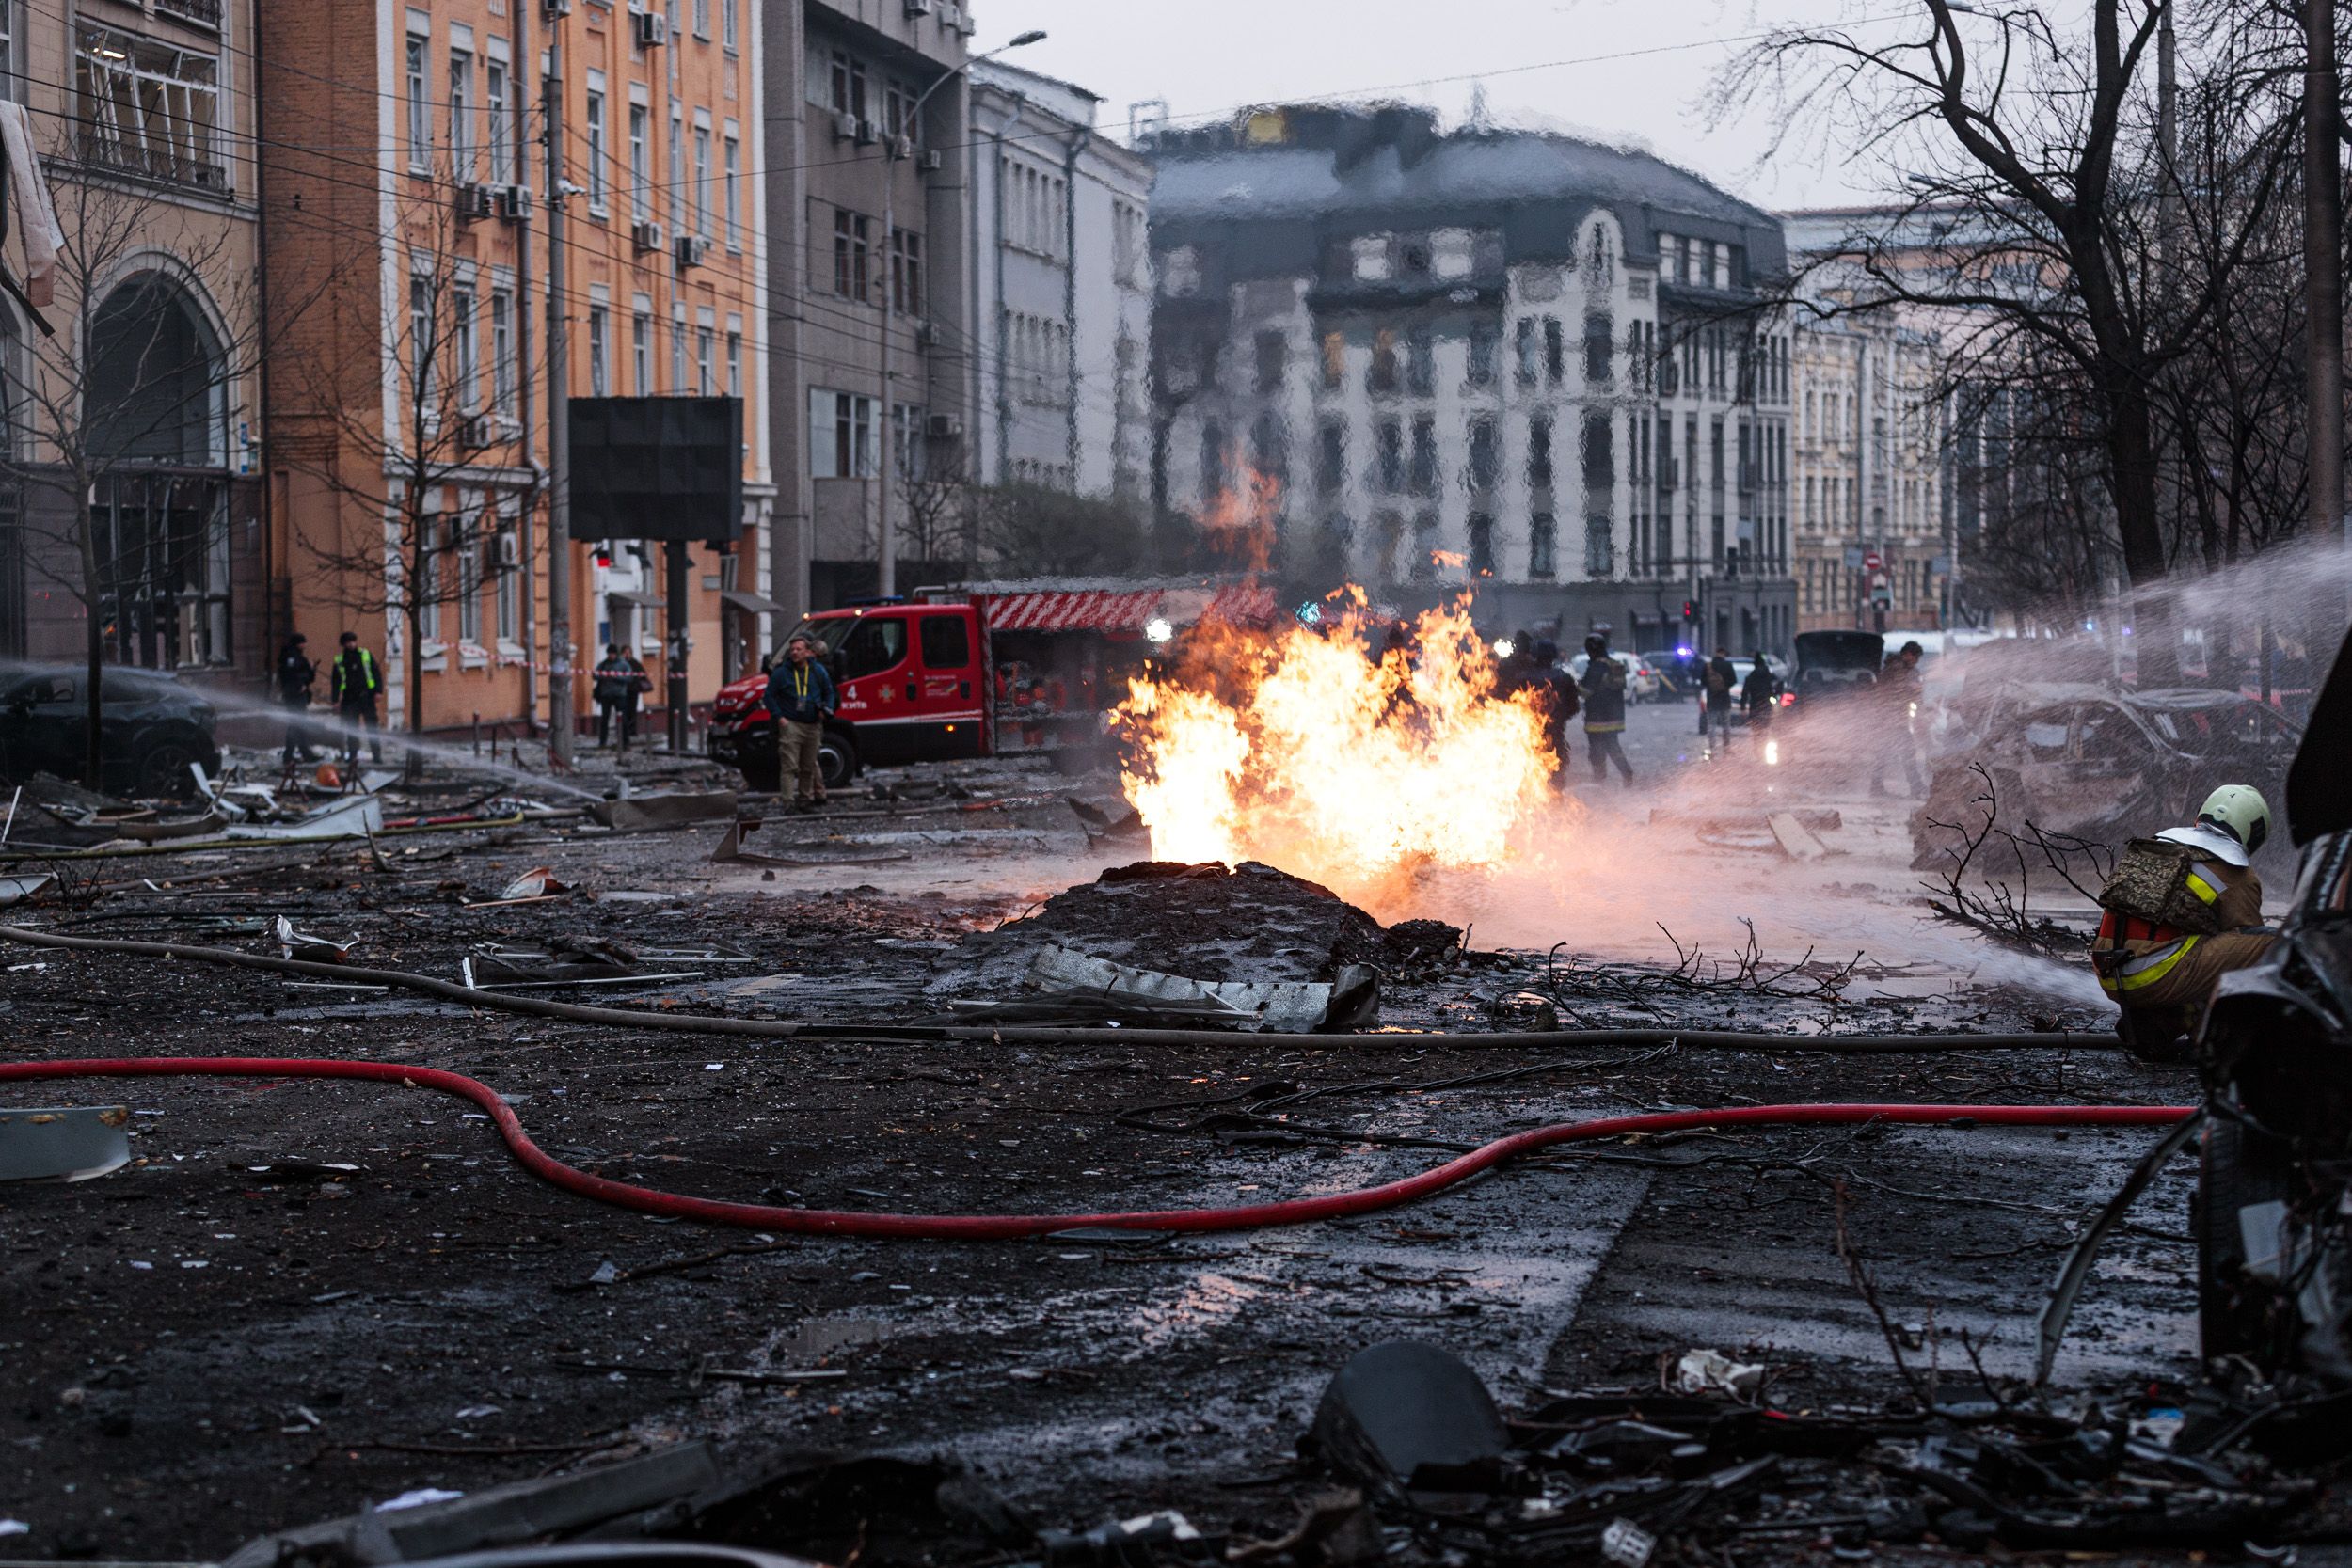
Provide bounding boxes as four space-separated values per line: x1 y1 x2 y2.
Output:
971 0 1902 213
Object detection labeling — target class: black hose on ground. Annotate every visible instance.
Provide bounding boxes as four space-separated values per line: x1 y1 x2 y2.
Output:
0 924 2117 1053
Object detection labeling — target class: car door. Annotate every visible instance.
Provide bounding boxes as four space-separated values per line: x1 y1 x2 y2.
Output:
0 674 81 784
831 613 916 765
914 610 985 761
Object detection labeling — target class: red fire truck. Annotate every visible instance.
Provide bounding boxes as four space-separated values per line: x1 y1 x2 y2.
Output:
707 578 1278 792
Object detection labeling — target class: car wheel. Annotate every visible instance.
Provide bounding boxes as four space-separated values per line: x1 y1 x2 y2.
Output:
2198 1117 2298 1367
819 730 858 790
134 737 199 800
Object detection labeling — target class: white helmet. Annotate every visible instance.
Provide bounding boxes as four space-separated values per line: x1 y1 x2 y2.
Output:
2196 784 2271 857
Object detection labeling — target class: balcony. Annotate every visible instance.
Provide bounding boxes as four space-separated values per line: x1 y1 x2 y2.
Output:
76 133 230 195
156 0 223 28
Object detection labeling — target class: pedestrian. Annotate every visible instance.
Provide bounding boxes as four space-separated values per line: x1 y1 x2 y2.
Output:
1579 634 1634 785
1870 640 1929 797
764 632 836 811
1701 645 1738 752
328 630 384 767
2090 785 2277 1061
593 643 646 752
276 633 320 765
1741 649 1778 738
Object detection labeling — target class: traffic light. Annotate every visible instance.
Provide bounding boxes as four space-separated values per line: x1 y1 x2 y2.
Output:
1680 599 1697 621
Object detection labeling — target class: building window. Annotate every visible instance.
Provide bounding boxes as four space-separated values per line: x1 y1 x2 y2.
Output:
1544 317 1565 384
1514 318 1538 386
1254 330 1286 395
496 527 519 644
1530 513 1556 578
485 54 511 184
588 306 610 397
631 309 651 393
1369 328 1398 395
1467 417 1497 491
1315 421 1344 497
1250 412 1288 485
1584 515 1613 577
889 227 922 314
584 86 608 209
834 207 871 299
405 31 429 168
1320 331 1344 390
668 105 684 233
1468 514 1494 576
417 513 441 641
78 27 225 186
692 125 712 239
696 324 714 395
453 283 477 409
490 288 515 414
723 0 737 49
628 103 649 219
1199 420 1224 500
723 134 740 248
829 49 866 119
810 390 877 478
448 47 472 178
408 275 436 411
1406 329 1434 397
1583 412 1614 492
1375 419 1402 493
454 515 482 643
1528 415 1553 489
1467 323 1495 388
1583 312 1613 386
671 310 686 391
692 0 708 38
726 331 741 399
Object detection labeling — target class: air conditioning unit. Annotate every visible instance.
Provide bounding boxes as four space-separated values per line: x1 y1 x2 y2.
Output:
454 183 495 222
542 0 570 17
833 110 858 142
495 184 532 220
631 218 666 253
630 8 667 46
889 134 914 161
919 149 943 174
926 413 962 440
854 118 880 147
462 413 499 450
674 233 707 268
939 1 960 23
958 11 976 34
903 0 931 14
492 531 522 570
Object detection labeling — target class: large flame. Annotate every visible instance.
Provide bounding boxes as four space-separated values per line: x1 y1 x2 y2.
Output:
1113 594 1561 903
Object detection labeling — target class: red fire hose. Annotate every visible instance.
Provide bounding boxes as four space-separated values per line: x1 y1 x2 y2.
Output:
0 1056 2196 1241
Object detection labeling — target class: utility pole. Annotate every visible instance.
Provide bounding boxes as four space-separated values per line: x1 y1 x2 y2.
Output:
2306 0 2345 543
544 35 575 768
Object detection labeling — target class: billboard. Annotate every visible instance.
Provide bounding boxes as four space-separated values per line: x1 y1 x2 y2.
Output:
568 396 742 543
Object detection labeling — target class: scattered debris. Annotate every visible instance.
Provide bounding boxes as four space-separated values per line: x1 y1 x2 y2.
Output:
0 1104 130 1182
1670 1348 1766 1399
1768 812 1828 861
592 791 739 832
0 871 56 905
276 915 357 964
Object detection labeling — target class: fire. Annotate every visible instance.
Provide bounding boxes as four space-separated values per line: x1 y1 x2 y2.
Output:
1113 594 1561 902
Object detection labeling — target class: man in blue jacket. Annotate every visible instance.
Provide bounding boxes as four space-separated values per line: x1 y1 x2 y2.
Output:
765 633 837 810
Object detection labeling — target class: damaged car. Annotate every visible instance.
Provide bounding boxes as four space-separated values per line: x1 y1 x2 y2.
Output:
0 664 221 800
1909 682 2300 873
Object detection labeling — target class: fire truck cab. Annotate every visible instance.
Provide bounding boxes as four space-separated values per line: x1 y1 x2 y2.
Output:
707 578 1274 793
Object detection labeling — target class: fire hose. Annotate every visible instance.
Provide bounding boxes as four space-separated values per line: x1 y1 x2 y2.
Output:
0 1054 2195 1240
0 925 2113 1053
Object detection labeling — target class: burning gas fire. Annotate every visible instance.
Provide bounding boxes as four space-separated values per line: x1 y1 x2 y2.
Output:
1113 594 1560 899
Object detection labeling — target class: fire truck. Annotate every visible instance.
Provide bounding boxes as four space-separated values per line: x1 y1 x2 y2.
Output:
707 577 1278 792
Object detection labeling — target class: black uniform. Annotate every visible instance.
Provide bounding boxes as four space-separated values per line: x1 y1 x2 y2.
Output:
276 641 319 763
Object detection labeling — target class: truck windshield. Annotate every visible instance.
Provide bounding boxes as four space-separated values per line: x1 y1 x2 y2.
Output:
783 618 857 656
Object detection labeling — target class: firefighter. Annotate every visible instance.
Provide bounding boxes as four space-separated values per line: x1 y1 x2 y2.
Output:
2090 784 2277 1061
1580 634 1633 784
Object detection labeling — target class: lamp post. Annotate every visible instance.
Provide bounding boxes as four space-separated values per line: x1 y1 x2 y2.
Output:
874 28 1045 598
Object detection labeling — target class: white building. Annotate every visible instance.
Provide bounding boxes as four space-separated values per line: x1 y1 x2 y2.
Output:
967 60 1154 500
1146 106 1796 657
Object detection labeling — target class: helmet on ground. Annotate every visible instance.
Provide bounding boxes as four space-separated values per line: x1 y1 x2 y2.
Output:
2196 784 2270 856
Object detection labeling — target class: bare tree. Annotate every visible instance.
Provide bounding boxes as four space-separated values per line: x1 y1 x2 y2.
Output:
1 155 301 792
1718 1 2305 669
278 180 543 739
895 453 974 576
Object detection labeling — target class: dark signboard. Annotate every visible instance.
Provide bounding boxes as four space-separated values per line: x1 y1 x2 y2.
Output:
568 396 742 543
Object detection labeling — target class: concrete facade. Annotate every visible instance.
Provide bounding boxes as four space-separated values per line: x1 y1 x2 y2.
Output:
761 0 976 615
966 58 1152 501
1145 106 1797 657
0 0 267 683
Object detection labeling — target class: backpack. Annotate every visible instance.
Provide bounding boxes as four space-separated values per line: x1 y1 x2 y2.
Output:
2096 838 2231 937
1705 662 1731 695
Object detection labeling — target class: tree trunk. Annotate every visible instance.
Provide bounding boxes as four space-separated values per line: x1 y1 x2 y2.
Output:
2106 376 2181 686
76 482 103 791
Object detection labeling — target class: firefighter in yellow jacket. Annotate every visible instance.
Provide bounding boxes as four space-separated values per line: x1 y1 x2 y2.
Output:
2091 785 2276 1059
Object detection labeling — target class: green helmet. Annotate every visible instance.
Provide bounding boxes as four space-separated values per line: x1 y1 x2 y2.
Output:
2196 784 2270 856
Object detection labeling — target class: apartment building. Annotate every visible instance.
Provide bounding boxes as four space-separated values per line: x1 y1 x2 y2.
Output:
0 0 267 680
762 0 977 613
967 57 1152 500
261 0 771 736
1146 106 1795 657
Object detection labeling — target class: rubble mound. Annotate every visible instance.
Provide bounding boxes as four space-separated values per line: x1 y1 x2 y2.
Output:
948 860 1391 991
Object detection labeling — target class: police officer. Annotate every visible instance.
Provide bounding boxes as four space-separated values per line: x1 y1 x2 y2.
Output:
277 633 320 765
329 631 385 767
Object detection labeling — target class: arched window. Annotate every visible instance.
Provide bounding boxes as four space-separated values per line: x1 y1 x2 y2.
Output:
86 274 224 466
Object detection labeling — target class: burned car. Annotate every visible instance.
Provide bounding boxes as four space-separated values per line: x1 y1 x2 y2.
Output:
0 665 222 800
1909 682 2299 872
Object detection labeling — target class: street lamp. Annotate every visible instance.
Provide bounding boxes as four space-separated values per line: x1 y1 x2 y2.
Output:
874 27 1047 598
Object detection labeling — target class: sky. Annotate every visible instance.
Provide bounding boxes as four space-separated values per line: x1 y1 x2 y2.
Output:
970 0 1904 213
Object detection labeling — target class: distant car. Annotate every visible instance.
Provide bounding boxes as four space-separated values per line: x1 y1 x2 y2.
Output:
0 666 221 800
1790 630 1886 705
1565 651 1659 703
